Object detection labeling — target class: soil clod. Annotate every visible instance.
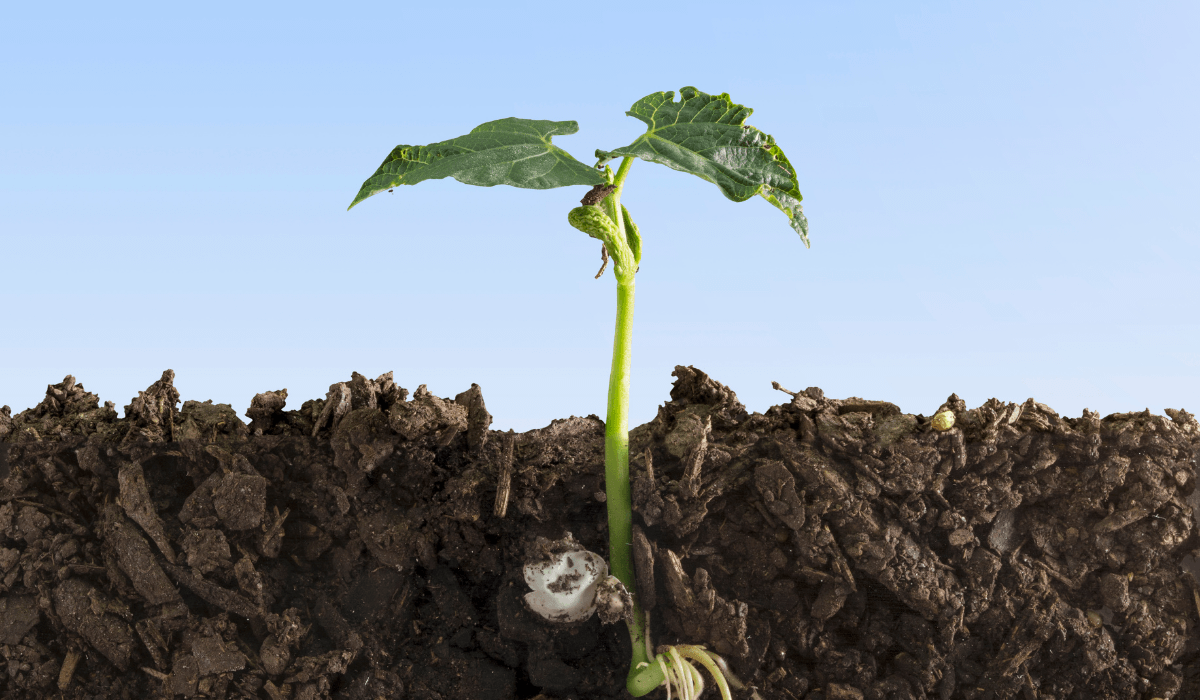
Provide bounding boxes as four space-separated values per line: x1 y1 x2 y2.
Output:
1 367 1197 698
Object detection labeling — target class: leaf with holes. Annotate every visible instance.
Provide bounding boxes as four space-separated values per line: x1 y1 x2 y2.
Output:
596 87 808 246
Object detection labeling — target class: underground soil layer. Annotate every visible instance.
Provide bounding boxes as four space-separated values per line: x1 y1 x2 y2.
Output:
1 367 1198 700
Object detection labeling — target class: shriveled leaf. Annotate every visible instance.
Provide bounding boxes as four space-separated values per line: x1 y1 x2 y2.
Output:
596 87 809 246
349 118 605 209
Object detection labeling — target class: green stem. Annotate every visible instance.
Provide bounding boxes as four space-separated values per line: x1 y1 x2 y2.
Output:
604 278 636 593
605 279 651 686
601 156 636 270
600 156 664 695
608 155 635 237
607 281 663 697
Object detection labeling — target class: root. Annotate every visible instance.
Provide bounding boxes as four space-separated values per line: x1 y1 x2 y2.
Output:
651 644 736 700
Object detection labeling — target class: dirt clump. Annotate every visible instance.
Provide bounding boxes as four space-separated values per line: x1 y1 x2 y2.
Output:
1 368 1198 699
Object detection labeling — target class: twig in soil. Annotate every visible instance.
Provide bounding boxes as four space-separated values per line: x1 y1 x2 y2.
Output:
846 455 886 490
13 499 68 518
680 417 711 498
65 563 107 576
494 431 515 517
1034 556 1082 589
235 638 266 674
436 424 460 447
771 381 797 397
823 522 857 592
163 562 261 619
58 649 81 691
1022 663 1037 694
141 667 169 682
263 681 286 700
261 506 290 554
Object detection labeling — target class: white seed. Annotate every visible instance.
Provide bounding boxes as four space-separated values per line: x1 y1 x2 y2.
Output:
523 538 608 623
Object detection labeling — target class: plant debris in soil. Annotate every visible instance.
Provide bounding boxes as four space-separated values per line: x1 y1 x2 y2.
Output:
1 367 1198 700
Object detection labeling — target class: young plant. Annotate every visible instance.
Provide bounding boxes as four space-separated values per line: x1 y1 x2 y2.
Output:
348 86 807 697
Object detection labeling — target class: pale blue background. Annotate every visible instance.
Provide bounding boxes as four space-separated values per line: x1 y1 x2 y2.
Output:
2 2 1197 432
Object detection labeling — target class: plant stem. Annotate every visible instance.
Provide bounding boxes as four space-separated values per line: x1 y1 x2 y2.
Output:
610 155 635 207
607 287 663 696
605 276 637 589
606 156 635 247
602 157 639 591
600 155 664 695
604 278 636 593
605 278 652 685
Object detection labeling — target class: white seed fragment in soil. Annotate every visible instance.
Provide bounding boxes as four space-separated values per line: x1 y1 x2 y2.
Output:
523 535 608 623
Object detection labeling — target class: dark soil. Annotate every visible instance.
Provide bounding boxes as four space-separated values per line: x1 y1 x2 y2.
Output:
1 367 1198 700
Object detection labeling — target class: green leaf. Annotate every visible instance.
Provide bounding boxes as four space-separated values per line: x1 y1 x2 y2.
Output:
348 118 606 210
596 87 809 247
621 205 642 268
568 205 620 244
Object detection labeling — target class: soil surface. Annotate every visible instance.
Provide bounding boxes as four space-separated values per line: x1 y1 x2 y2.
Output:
1 367 1198 700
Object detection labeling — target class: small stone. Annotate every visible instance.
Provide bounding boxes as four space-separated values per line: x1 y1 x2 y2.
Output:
948 528 974 547
1099 572 1131 612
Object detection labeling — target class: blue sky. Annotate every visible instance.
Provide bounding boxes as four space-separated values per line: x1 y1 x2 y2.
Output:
2 2 1197 432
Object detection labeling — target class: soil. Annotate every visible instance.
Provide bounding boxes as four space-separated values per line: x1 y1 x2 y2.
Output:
1 367 1198 700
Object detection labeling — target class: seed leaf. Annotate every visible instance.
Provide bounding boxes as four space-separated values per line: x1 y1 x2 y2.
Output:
348 118 606 210
596 87 809 246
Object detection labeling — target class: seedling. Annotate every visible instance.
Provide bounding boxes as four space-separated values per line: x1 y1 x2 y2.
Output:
349 86 807 697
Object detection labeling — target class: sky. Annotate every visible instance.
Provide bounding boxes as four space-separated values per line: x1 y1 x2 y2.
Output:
2 1 1197 433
